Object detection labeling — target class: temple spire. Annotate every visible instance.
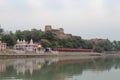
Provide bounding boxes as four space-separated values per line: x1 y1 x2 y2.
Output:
29 39 33 45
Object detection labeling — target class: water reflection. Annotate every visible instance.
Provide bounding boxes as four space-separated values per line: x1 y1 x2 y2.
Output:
0 56 120 80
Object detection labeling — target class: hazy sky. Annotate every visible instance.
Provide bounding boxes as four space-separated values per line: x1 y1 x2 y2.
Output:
0 0 120 41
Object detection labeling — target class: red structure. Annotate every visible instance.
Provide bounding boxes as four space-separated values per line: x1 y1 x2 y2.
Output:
53 59 95 65
0 43 7 50
52 48 93 52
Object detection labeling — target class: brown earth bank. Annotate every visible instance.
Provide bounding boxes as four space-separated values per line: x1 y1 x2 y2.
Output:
0 49 120 58
102 51 120 58
0 49 101 58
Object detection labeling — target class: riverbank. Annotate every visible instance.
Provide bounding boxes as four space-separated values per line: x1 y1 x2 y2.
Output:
102 51 120 58
0 49 102 58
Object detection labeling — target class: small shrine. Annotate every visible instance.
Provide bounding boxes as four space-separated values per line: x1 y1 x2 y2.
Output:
0 41 7 50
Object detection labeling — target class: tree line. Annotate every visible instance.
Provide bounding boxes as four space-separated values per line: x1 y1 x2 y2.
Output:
0 27 120 52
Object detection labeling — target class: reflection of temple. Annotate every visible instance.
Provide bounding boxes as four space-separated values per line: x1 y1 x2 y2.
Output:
0 63 6 72
0 56 104 76
14 60 43 75
0 57 120 80
12 58 60 75
12 57 97 75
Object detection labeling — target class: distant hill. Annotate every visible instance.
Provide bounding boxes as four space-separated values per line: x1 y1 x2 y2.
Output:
0 26 120 52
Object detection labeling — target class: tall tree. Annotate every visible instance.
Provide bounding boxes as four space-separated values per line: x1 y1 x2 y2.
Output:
2 34 16 46
0 25 4 39
15 30 25 40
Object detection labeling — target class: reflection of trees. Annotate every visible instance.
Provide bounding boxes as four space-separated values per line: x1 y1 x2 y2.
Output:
0 57 120 80
94 57 120 71
0 66 16 79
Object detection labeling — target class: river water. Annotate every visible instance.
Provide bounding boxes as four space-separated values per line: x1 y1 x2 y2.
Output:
0 56 120 80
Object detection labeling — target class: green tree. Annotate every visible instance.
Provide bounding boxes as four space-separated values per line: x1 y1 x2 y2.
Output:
113 41 120 50
2 34 16 46
81 40 93 49
65 41 73 48
42 31 56 41
40 39 52 48
31 29 43 42
95 45 104 53
0 27 3 35
0 26 4 40
15 30 25 40
71 36 82 48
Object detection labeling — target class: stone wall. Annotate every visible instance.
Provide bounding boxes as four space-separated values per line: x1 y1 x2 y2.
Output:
45 25 64 35
45 25 52 31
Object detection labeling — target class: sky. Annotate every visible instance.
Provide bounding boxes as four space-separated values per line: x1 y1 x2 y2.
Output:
0 0 120 41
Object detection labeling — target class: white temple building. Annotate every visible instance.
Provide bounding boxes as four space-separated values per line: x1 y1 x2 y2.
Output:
14 39 39 51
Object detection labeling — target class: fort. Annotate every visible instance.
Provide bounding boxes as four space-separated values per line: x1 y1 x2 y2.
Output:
45 25 72 39
45 25 64 35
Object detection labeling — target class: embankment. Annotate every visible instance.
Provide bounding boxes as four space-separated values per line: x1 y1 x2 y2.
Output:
0 49 103 59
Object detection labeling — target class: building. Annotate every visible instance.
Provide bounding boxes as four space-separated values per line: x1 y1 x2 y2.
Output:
45 25 64 35
0 41 7 50
14 39 39 51
45 25 72 39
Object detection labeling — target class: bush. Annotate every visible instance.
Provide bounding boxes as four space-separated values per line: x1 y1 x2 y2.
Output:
95 46 104 53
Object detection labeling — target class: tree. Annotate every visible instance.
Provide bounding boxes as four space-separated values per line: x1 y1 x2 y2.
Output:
113 41 120 50
2 34 16 46
0 26 4 40
72 36 82 48
94 40 113 52
42 31 56 41
81 40 93 49
95 45 104 53
15 30 25 40
22 30 31 41
40 39 52 48
65 42 73 48
0 27 3 34
31 29 43 42
103 40 113 51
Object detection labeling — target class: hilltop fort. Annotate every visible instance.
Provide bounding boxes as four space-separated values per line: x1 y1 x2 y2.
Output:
45 25 72 39
45 25 64 35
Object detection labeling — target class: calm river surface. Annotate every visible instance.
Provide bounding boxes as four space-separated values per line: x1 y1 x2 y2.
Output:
0 56 120 80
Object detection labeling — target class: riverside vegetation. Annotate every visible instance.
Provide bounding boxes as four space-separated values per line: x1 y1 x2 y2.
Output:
0 27 120 53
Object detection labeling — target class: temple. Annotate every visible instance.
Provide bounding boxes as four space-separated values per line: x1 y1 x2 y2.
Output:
0 41 7 50
14 39 39 51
